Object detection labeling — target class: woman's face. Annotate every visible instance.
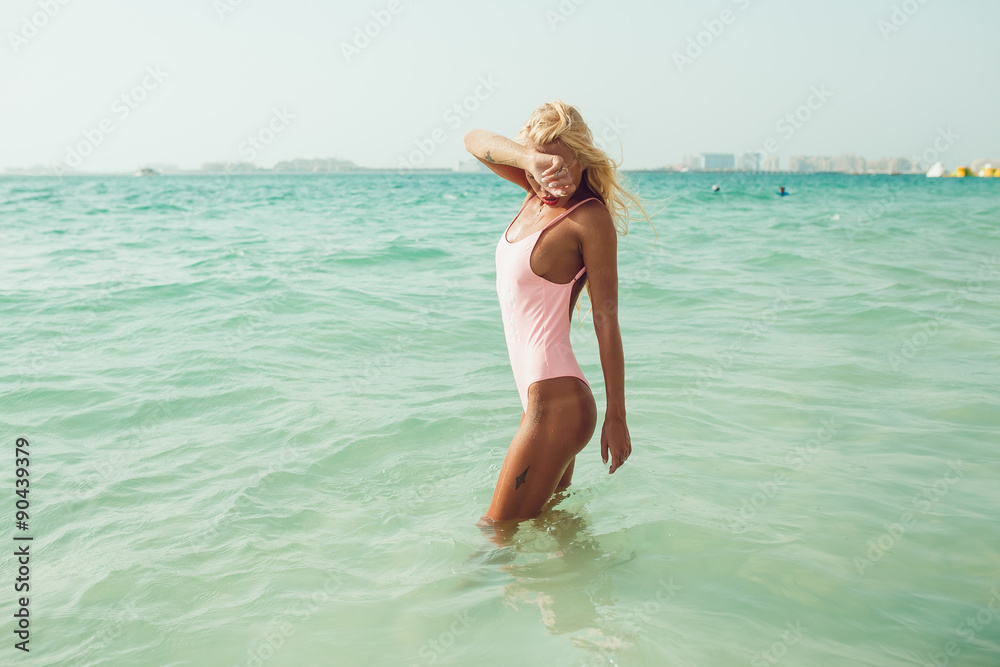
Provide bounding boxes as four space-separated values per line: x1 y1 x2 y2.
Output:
526 141 583 206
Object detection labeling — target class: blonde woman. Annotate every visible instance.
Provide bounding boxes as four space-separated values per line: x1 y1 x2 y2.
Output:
465 101 648 523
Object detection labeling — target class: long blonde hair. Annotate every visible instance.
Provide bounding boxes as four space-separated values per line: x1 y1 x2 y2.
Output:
517 100 655 319
517 100 653 237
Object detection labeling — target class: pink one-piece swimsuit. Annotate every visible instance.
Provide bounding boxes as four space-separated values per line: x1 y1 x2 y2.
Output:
495 195 597 411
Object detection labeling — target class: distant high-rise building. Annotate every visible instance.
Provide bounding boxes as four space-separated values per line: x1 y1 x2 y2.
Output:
830 153 865 174
887 158 916 174
866 158 889 173
862 157 917 174
701 153 735 170
737 152 762 171
682 154 700 170
763 156 781 172
789 155 832 173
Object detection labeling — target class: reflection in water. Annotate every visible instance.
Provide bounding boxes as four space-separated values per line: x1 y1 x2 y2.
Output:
476 499 641 664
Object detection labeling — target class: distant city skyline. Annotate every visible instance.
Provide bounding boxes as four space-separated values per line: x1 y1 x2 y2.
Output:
2 1 998 172
673 150 999 175
9 149 999 177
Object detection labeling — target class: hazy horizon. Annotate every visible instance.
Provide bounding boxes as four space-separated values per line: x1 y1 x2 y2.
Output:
3 0 998 172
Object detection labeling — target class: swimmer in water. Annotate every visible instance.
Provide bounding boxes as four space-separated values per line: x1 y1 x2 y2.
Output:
778 186 789 196
464 101 652 524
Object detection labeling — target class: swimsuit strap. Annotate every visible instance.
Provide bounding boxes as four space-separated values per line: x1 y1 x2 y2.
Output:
566 198 599 281
539 197 598 283
540 197 600 232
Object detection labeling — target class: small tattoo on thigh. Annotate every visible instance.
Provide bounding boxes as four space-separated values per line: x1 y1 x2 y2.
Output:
515 466 530 490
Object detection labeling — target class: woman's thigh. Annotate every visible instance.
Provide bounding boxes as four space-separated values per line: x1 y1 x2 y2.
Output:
485 377 597 522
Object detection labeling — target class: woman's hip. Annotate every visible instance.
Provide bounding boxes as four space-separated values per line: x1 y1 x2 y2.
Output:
524 375 597 438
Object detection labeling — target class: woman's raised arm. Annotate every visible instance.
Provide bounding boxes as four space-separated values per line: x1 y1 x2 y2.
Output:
463 129 571 194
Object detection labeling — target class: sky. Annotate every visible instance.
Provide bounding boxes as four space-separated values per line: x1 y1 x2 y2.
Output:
2 0 998 172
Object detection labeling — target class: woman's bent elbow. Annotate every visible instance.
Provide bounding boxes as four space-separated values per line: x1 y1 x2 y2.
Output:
463 129 480 152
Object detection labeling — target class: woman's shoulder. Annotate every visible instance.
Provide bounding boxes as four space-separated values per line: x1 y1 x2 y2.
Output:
571 195 613 225
566 196 615 247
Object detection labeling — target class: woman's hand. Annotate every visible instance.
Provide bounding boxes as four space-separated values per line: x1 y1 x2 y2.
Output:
601 415 631 474
526 152 574 197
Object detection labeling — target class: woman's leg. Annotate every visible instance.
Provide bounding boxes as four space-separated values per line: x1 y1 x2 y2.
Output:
518 408 577 489
485 377 597 522
556 458 575 491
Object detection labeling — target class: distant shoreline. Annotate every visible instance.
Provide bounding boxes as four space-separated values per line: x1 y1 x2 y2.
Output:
0 169 944 177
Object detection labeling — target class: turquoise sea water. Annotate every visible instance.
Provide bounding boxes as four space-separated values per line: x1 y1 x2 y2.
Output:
1 172 998 666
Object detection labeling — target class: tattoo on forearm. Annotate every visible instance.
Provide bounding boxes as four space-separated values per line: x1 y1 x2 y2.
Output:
515 465 530 490
484 148 519 167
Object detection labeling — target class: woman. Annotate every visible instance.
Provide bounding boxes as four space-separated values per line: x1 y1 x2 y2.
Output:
464 101 649 523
